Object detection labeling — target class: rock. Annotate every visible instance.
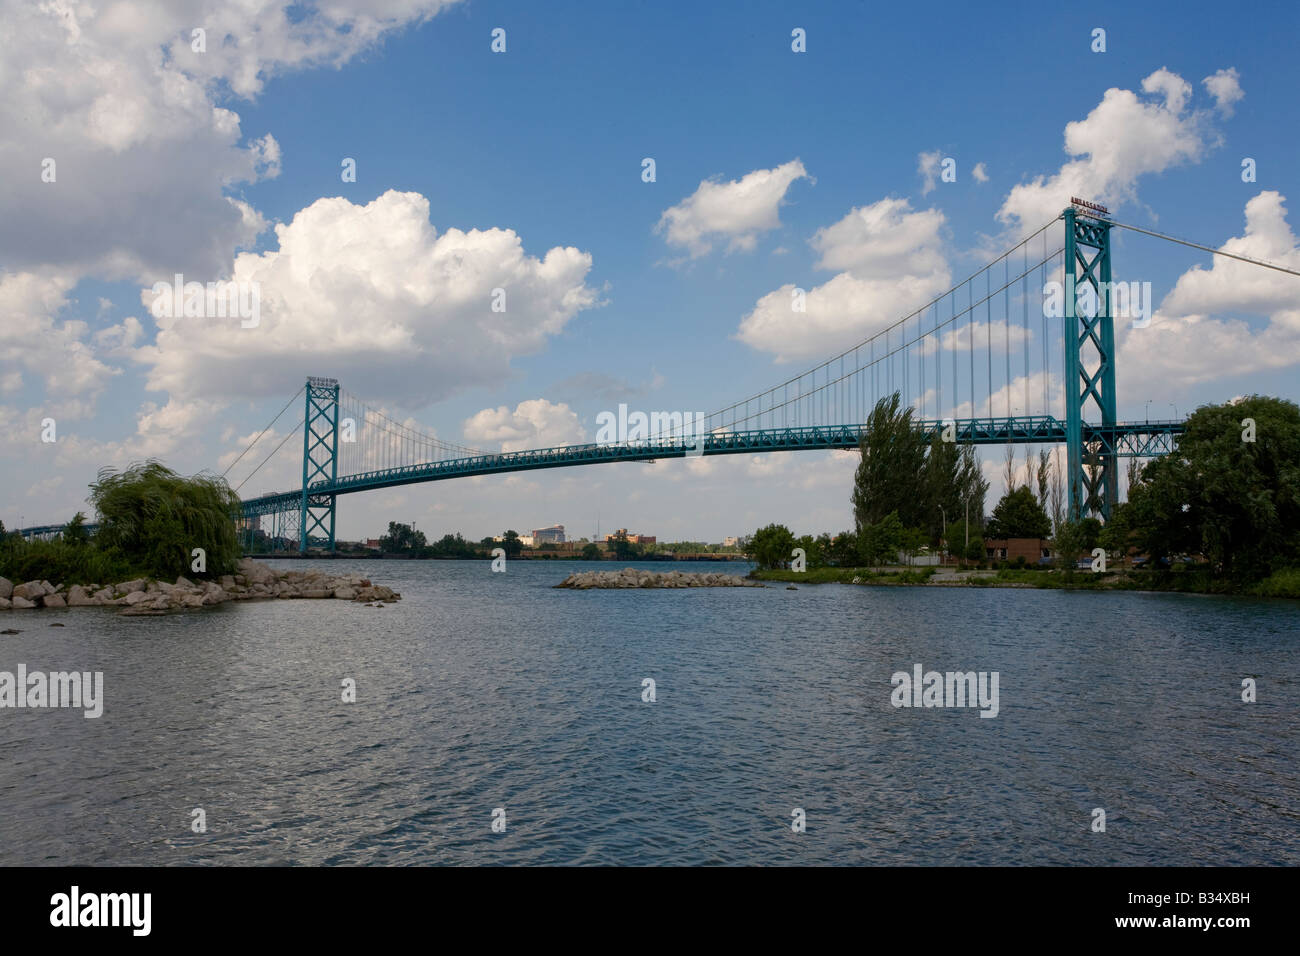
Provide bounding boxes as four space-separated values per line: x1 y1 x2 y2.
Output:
220 575 237 590
11 596 37 609
66 585 96 607
0 597 9 610
49 622 65 627
174 575 194 589
118 579 147 594
201 589 227 606
0 577 11 599
12 581 46 600
555 568 764 589
1 627 19 634
332 587 356 600
41 592 67 608
786 586 798 590
123 591 153 606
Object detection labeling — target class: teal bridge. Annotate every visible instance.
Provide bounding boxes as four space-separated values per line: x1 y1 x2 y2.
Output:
25 201 1294 549
232 202 1211 552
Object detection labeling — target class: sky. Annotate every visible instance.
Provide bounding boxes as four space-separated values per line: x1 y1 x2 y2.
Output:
2 0 1298 543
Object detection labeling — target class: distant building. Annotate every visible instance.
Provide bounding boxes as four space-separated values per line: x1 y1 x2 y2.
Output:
365 538 382 550
983 538 1052 563
722 536 739 548
532 524 566 544
606 528 655 545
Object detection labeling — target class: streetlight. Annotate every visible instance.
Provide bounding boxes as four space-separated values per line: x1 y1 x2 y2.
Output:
1144 400 1152 423
938 505 947 564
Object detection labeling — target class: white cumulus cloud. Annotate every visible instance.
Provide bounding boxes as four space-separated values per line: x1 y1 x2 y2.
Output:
656 160 809 258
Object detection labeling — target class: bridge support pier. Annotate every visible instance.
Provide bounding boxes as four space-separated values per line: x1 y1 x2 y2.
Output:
300 377 340 553
1063 206 1118 521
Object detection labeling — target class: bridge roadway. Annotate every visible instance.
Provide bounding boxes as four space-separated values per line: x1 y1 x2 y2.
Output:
239 416 1186 518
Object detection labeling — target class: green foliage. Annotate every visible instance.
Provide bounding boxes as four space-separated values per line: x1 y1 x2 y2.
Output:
852 393 986 549
580 542 600 560
380 521 426 553
63 511 91 546
858 511 905 565
1126 395 1300 581
1247 567 1300 599
750 523 796 570
90 460 241 579
501 530 523 558
607 530 642 560
985 486 1052 539
0 536 135 586
424 532 478 558
1053 519 1087 569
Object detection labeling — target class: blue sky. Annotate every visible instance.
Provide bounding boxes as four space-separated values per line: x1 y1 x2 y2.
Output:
2 0 1298 541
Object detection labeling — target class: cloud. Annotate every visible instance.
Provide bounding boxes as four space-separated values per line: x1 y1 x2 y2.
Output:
656 160 809 258
972 162 989 183
996 68 1233 232
1120 190 1300 389
464 399 585 452
551 371 662 403
0 270 118 406
0 0 461 283
1203 68 1244 116
133 190 601 407
918 151 942 195
737 197 950 361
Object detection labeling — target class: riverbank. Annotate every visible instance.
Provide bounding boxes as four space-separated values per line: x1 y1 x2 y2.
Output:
0 558 401 615
556 568 764 589
749 565 1300 598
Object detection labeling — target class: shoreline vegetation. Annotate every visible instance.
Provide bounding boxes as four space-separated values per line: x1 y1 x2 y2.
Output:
748 565 1300 598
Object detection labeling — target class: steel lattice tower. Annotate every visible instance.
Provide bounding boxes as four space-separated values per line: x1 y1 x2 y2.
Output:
1063 204 1118 520
299 377 340 552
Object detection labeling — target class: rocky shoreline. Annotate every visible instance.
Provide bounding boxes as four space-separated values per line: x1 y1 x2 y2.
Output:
555 568 765 589
0 558 400 615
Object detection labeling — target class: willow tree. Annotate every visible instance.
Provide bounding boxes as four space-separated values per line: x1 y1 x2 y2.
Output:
89 460 242 579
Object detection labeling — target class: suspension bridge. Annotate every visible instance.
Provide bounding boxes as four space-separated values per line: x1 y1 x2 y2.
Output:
17 201 1297 549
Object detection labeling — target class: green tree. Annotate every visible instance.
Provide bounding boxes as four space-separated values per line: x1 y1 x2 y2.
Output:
858 511 905 565
1054 519 1087 570
501 530 523 558
379 521 426 553
1126 396 1300 580
1098 504 1133 563
581 542 600 560
750 523 796 570
852 395 929 530
63 511 90 546
89 460 241 578
985 486 1052 539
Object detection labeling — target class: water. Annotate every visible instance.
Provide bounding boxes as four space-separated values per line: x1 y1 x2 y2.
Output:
1 559 1297 865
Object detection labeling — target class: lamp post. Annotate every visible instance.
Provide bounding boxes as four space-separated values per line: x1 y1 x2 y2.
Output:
938 505 947 564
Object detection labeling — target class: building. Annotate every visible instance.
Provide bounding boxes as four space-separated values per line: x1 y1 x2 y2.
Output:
606 528 655 545
722 536 740 548
983 538 1053 564
532 524 566 544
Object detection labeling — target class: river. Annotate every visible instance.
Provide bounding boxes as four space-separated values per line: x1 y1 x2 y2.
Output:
1 558 1296 865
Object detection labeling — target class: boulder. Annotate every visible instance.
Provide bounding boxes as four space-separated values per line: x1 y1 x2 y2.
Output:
123 591 153 606
174 575 194 589
41 592 67 608
66 585 96 607
118 579 147 594
0 597 10 610
0 577 12 599
11 596 37 609
13 581 46 600
332 586 356 601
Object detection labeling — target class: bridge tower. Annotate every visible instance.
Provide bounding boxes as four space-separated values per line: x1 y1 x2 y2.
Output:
1062 202 1118 520
300 376 340 552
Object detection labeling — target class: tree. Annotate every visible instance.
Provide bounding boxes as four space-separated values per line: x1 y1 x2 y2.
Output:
1054 519 1087 570
581 542 600 560
750 523 796 570
1048 449 1066 535
63 511 90 546
827 530 858 566
852 394 929 531
858 512 905 565
501 529 523 558
1098 503 1133 562
379 521 425 553
985 486 1052 539
89 460 241 578
1126 396 1300 580
607 530 642 560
